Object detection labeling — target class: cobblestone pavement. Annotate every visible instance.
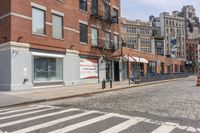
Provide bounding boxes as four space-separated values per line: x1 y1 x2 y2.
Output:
44 76 200 129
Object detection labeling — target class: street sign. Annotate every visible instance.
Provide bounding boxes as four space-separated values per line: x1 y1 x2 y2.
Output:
171 37 177 46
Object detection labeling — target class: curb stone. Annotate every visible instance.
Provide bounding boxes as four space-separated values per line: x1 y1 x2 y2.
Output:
0 77 188 109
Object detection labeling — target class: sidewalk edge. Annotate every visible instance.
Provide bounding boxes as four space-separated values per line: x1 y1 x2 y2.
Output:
0 77 188 108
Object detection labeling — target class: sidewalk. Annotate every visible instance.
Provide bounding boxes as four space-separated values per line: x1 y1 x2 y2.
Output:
0 77 191 108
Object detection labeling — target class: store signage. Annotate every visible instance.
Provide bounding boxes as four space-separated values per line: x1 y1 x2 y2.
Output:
80 58 98 79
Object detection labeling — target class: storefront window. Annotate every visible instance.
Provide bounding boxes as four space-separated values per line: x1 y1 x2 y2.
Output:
34 57 63 82
148 61 156 75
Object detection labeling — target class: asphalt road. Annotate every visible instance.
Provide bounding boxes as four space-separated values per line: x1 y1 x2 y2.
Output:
0 76 200 133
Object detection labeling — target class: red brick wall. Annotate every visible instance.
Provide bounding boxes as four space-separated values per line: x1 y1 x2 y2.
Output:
7 0 121 55
123 47 184 74
0 0 11 44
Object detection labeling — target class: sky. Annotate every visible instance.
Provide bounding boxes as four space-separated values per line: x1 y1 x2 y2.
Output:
121 0 200 21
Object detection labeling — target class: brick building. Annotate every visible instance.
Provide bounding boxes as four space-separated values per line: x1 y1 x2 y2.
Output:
0 0 185 91
185 38 200 73
0 0 121 91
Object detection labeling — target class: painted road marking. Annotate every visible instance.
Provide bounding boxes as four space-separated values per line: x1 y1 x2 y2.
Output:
12 111 98 133
100 119 141 133
0 105 199 133
0 105 34 113
0 108 79 128
151 125 176 133
0 107 55 120
0 105 44 116
49 113 115 133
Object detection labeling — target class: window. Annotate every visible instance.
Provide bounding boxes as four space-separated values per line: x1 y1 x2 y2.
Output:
113 8 118 23
105 32 111 49
148 61 156 74
80 0 87 11
32 7 45 35
104 0 110 20
91 27 99 46
114 34 119 49
34 57 63 81
80 23 88 43
91 0 98 16
52 14 63 39
166 20 168 25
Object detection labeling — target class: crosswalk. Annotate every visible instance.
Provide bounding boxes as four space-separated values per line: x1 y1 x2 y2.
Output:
0 105 199 133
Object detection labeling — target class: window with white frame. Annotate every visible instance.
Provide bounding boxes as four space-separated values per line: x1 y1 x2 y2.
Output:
32 7 45 35
91 27 99 46
52 14 63 39
114 34 119 49
105 32 111 49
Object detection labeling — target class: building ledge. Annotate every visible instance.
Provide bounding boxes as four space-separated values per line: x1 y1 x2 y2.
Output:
0 41 30 49
66 49 79 55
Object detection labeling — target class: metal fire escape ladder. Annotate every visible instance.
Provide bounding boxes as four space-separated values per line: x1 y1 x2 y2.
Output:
90 0 116 59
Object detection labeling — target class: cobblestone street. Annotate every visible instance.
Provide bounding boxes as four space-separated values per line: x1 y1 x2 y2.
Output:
0 77 200 133
45 77 200 128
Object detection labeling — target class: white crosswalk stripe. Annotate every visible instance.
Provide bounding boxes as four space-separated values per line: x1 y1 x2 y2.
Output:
0 105 199 133
0 105 33 113
49 113 115 133
151 125 176 133
99 119 141 133
12 110 99 133
0 105 44 115
0 107 55 120
0 108 79 128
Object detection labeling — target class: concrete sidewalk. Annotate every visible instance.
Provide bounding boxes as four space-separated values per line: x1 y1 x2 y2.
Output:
0 77 191 108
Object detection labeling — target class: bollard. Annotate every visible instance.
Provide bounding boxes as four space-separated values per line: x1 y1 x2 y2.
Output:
197 76 200 87
102 79 106 89
110 80 112 88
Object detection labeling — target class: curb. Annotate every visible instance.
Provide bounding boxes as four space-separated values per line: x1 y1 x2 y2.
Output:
0 77 188 108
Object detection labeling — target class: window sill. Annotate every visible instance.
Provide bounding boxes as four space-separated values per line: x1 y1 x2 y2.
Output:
80 42 88 45
52 37 65 41
33 80 63 84
80 9 88 14
32 33 47 37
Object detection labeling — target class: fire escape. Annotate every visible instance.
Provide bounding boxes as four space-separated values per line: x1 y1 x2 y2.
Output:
90 0 118 59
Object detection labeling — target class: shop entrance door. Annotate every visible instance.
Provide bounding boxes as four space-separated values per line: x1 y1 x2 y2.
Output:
114 61 120 81
106 60 112 81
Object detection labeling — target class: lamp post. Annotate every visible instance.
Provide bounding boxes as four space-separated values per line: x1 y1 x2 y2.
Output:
137 33 141 81
128 48 131 85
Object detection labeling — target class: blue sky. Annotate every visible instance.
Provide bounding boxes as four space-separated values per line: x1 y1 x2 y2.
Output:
121 0 200 21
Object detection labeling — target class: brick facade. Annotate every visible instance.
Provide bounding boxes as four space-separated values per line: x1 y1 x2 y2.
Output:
185 38 200 73
1 0 120 55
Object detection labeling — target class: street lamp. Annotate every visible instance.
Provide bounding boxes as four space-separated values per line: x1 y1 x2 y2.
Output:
128 48 131 85
137 33 141 81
